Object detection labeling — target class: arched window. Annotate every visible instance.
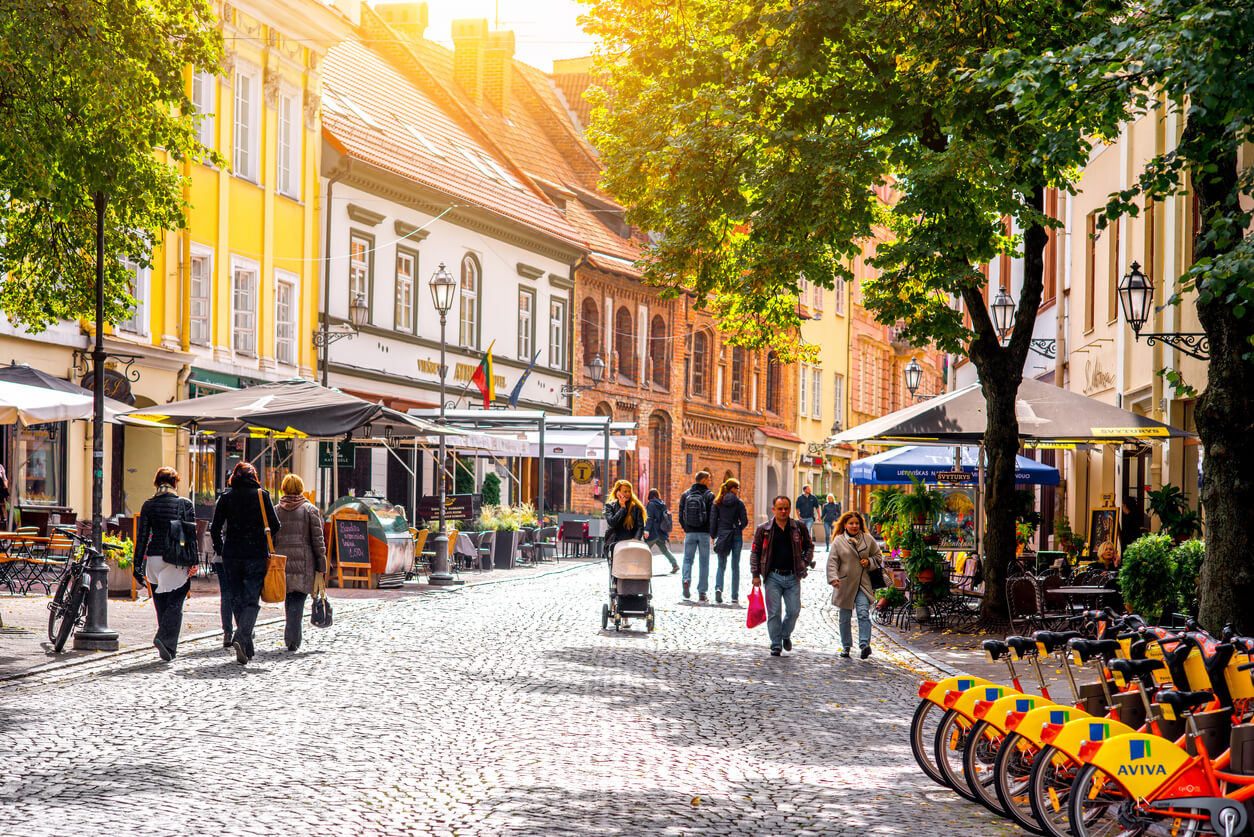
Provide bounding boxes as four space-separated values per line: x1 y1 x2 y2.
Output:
766 351 781 413
648 411 672 499
730 346 746 403
581 298 600 367
459 254 480 348
614 306 635 381
650 314 668 389
691 331 709 398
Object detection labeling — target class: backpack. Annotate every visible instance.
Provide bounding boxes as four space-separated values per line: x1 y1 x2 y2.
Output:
681 489 710 531
659 507 673 536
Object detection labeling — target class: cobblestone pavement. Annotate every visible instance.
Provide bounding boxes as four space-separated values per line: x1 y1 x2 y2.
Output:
0 561 1019 836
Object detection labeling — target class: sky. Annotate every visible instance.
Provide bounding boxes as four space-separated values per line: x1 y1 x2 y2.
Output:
417 0 598 71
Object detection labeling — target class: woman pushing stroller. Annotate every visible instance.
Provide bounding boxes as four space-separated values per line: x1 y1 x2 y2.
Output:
603 479 645 559
601 479 656 632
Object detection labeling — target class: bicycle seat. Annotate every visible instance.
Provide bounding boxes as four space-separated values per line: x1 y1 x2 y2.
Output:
1069 638 1121 663
1034 630 1082 653
982 639 1011 661
1109 658 1164 683
1006 636 1037 658
1155 690 1213 716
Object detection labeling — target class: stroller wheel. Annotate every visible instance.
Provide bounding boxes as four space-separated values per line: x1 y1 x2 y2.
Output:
601 603 609 631
614 616 622 632
646 607 655 633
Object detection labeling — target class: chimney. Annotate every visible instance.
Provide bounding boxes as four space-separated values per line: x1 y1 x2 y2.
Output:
483 30 515 113
451 19 488 104
375 2 428 41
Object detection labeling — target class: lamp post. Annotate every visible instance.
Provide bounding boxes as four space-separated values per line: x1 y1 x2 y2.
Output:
1117 261 1210 360
314 291 369 386
904 357 925 400
427 263 461 586
987 285 1057 358
559 353 607 397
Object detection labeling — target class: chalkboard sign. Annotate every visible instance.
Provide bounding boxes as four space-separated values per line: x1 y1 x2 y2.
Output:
416 493 480 524
334 513 371 568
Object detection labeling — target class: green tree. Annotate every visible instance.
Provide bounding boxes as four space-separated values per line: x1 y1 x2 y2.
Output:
0 0 222 330
583 0 1094 620
985 0 1254 631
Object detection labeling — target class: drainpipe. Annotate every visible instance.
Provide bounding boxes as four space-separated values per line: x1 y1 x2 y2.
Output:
320 160 351 387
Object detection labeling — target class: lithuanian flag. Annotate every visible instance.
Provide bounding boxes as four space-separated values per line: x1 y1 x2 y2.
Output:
471 341 495 408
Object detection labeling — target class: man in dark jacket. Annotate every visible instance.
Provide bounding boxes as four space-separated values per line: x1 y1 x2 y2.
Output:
678 470 715 602
795 485 820 541
210 462 280 664
750 495 815 655
709 479 748 604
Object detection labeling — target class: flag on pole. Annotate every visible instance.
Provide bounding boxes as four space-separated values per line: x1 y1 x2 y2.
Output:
471 341 496 408
508 350 541 408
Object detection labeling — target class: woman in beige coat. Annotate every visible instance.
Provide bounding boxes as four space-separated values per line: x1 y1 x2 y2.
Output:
274 474 327 652
826 511 882 659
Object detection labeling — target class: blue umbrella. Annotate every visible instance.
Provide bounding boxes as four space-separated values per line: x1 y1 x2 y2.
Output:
850 445 1059 486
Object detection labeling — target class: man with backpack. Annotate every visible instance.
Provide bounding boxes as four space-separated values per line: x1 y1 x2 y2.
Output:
678 470 715 602
643 488 679 573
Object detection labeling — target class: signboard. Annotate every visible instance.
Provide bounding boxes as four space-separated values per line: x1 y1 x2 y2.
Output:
318 441 356 469
81 369 135 405
416 493 480 524
333 513 371 568
570 459 595 485
937 471 971 485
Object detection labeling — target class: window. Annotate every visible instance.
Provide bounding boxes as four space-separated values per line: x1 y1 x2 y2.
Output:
812 367 822 419
1085 212 1097 331
276 91 300 198
766 351 781 413
459 254 480 348
118 260 149 335
799 363 808 417
348 233 372 319
190 247 213 346
192 71 215 151
21 423 65 507
730 346 745 403
834 277 846 315
1107 218 1120 324
395 250 415 333
691 331 709 398
275 273 296 365
813 283 824 312
232 260 258 356
232 67 259 181
649 314 668 388
518 288 535 360
581 297 600 366
833 373 845 429
549 298 567 370
614 306 635 381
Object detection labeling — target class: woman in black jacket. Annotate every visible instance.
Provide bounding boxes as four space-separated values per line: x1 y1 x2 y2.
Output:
134 467 198 661
603 479 645 561
642 488 679 573
709 477 748 605
210 461 280 665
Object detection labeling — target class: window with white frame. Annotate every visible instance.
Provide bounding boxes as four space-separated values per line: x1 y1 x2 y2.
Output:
833 373 845 428
189 247 213 345
811 367 822 419
518 287 534 360
276 90 300 198
118 260 149 335
232 66 259 181
192 71 215 151
799 363 808 417
459 254 480 348
395 250 415 333
813 283 824 312
348 232 372 316
549 298 566 370
275 273 297 365
232 260 258 356
834 276 846 315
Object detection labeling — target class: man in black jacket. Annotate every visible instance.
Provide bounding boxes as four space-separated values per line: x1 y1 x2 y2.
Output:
678 470 714 602
795 485 820 542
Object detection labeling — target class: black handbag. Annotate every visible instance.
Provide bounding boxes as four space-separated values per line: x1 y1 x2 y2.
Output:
311 592 333 628
867 566 888 590
165 519 199 567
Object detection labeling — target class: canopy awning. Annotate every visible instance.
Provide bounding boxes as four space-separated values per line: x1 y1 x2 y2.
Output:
514 430 637 459
0 380 101 425
849 445 1059 486
0 361 133 423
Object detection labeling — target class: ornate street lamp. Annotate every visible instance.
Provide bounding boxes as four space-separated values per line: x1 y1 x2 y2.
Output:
904 357 923 399
560 353 607 397
1117 261 1209 360
348 291 369 329
986 285 1057 358
427 263 462 586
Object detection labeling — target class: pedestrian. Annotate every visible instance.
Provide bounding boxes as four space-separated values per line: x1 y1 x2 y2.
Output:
750 495 815 656
1120 495 1144 554
710 477 748 605
678 469 715 602
643 488 679 573
604 479 646 560
273 474 327 653
820 494 842 548
795 484 820 542
210 461 280 665
208 519 235 650
133 467 198 662
827 511 883 659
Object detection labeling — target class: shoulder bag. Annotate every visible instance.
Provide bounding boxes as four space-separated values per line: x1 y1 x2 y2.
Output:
310 572 333 628
258 490 287 604
863 536 888 590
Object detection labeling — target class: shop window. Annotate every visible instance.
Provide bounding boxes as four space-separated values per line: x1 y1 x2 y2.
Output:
20 423 66 506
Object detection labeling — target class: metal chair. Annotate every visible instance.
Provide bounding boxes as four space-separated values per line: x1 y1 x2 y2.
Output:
475 531 495 571
1006 575 1043 635
559 520 588 559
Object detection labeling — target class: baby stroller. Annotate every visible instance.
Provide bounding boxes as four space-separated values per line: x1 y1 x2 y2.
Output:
601 539 655 632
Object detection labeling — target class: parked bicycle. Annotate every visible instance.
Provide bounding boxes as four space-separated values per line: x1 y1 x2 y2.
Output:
46 527 123 653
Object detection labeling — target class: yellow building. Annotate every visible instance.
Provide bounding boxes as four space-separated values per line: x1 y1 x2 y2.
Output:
794 275 852 512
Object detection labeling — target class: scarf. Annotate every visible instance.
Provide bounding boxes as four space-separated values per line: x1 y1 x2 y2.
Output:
155 484 177 497
279 494 307 511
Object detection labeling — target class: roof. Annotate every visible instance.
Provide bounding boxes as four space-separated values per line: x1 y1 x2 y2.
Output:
759 426 803 443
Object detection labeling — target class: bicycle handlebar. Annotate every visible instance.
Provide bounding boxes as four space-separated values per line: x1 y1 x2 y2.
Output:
52 526 123 552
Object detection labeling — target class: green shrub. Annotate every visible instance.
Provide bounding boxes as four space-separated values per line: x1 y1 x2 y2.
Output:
1169 539 1205 616
481 472 501 506
1118 533 1177 624
454 458 474 495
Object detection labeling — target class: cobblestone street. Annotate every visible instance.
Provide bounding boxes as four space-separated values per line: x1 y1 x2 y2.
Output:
0 562 1017 836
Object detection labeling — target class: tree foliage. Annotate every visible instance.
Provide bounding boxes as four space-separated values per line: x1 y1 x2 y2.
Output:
0 0 222 331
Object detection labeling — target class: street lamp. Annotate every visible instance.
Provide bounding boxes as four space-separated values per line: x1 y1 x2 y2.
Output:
560 353 607 397
986 285 1057 358
427 263 462 586
314 292 370 386
1117 261 1210 360
904 357 924 400
348 291 369 329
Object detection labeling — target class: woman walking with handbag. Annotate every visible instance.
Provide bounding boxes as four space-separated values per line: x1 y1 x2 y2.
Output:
273 474 326 652
643 489 679 573
709 478 748 605
210 462 280 665
603 479 646 560
134 467 198 661
826 511 883 659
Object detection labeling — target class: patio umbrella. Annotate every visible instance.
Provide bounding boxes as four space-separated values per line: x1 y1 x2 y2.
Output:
0 361 132 421
0 379 97 425
122 378 384 437
829 377 1190 445
849 445 1060 485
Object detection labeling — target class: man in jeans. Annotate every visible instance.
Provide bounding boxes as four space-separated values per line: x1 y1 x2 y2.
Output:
750 495 815 655
678 470 715 602
795 485 820 543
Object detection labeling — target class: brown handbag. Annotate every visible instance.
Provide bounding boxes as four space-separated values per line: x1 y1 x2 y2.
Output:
257 489 287 603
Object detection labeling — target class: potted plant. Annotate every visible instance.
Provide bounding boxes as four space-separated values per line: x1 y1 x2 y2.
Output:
103 535 135 597
1053 515 1086 564
1118 533 1177 624
895 476 945 539
869 485 904 530
1015 521 1037 554
1147 484 1203 543
875 585 907 612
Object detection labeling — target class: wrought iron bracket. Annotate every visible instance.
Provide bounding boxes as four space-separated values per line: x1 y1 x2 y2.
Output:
72 349 142 382
1140 332 1210 361
1029 339 1057 359
311 328 358 348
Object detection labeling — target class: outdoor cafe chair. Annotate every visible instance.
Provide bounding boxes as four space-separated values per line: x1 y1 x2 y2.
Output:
475 531 495 571
533 526 558 563
559 520 589 559
1006 574 1043 635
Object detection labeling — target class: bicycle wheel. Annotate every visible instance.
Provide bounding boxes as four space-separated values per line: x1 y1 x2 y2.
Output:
47 572 72 643
934 708 979 802
1029 745 1081 837
52 580 86 653
910 699 950 788
994 732 1045 834
963 720 1009 816
1066 763 1143 837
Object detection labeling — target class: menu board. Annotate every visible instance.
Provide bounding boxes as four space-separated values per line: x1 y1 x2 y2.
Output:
334 514 371 568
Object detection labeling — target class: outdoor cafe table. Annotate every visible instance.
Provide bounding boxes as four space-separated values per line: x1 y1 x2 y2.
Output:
1055 585 1117 611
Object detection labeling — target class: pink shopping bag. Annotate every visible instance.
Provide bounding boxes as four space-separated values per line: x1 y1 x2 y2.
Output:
746 586 766 629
